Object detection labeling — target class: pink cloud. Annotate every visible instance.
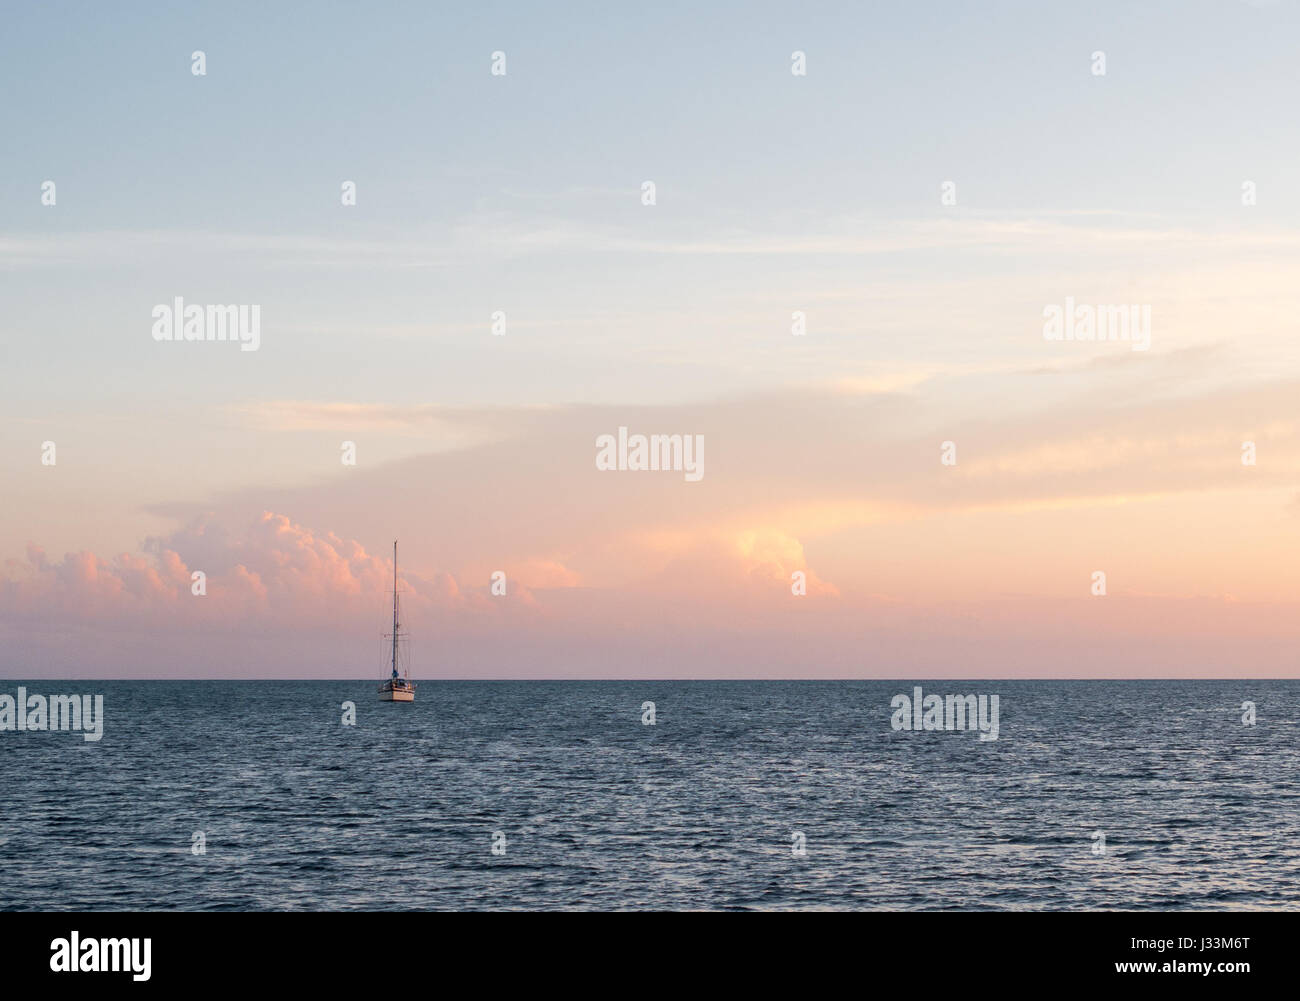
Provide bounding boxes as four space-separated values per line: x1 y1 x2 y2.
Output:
0 511 583 635
3 371 1298 678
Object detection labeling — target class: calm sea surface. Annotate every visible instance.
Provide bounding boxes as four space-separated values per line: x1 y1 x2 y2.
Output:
1 680 1298 910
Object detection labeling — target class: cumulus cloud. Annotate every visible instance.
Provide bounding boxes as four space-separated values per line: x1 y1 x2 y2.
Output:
3 364 1298 677
0 512 562 632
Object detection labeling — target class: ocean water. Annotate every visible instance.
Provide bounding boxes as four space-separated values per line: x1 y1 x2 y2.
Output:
1 680 1298 911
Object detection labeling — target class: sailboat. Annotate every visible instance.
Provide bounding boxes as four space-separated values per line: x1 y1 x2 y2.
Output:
378 540 415 702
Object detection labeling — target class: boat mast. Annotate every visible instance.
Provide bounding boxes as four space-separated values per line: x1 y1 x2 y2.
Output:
391 540 399 678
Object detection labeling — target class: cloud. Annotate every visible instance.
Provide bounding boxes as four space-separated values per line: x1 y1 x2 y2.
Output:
136 371 1300 599
9 213 1300 275
4 363 1299 677
1 512 537 631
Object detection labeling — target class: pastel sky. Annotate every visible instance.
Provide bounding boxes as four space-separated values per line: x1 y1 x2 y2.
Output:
2 1 1298 677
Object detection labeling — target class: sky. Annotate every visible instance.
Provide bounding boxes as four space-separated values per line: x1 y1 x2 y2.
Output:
2 0 1298 677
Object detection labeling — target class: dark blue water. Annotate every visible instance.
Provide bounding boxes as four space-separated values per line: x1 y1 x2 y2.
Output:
1 681 1298 910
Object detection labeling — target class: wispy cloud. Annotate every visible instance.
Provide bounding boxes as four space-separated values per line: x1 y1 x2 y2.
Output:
9 213 1300 273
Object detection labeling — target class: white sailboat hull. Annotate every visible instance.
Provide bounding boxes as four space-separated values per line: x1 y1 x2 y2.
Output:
379 687 414 702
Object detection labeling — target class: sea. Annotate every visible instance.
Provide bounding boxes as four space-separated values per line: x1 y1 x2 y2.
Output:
1 680 1297 910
